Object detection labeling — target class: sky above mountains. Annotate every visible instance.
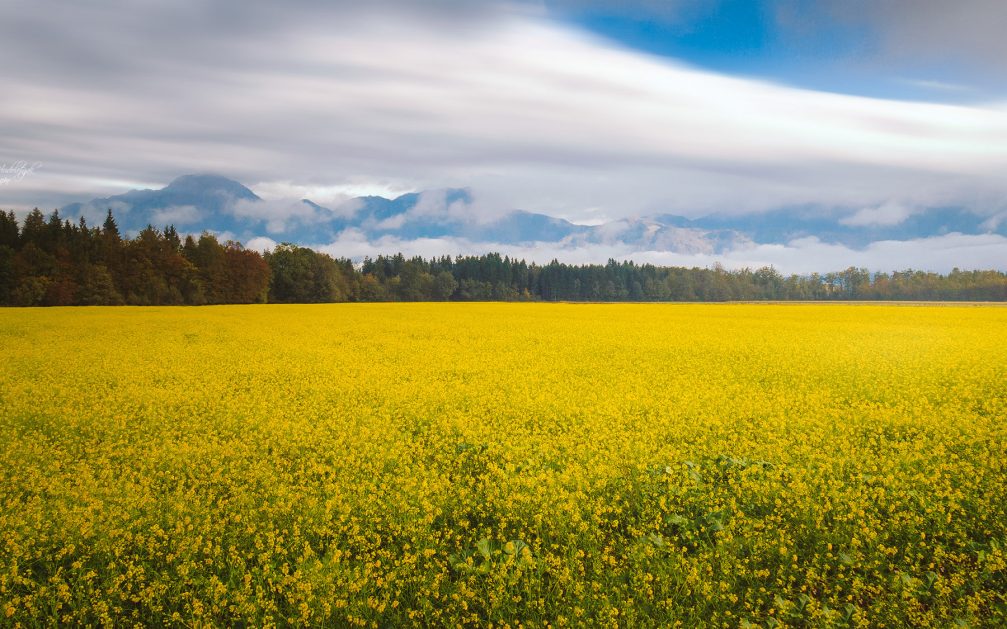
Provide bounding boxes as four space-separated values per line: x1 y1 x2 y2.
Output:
2 0 1006 271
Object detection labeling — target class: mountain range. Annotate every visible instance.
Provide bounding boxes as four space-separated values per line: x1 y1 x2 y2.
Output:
60 174 1007 255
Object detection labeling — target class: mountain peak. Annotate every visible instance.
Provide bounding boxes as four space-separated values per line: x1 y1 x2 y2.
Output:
164 174 259 201
57 176 1007 256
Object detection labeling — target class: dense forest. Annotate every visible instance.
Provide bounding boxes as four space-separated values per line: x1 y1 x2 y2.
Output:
2 208 1006 305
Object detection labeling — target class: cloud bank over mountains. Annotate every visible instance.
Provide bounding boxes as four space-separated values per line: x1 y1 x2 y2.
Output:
54 174 1007 274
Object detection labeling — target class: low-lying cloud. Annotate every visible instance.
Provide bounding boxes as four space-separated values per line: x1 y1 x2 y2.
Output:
310 230 1007 275
150 205 203 226
839 202 914 227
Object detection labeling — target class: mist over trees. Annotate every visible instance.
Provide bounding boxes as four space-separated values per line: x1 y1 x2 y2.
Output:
1 208 1006 306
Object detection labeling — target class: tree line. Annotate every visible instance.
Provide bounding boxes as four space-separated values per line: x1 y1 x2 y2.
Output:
2 208 1006 306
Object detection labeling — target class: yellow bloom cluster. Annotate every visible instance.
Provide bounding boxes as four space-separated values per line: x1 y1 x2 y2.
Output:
1 303 1005 626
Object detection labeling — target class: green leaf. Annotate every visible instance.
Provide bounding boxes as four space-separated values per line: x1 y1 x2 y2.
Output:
646 533 666 548
506 539 530 559
476 538 493 561
665 513 691 529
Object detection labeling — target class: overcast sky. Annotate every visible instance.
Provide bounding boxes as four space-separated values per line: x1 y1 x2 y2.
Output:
1 0 1006 270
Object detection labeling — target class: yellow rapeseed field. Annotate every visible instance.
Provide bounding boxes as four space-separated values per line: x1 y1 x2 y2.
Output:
1 303 1005 627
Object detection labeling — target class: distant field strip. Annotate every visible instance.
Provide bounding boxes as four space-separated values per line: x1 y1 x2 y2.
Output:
1 304 1005 626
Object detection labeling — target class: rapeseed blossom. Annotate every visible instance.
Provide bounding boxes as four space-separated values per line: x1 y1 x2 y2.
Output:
0 303 1005 626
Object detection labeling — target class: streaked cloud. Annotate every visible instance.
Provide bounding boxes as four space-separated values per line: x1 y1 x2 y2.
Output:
808 0 1007 73
1 0 1005 270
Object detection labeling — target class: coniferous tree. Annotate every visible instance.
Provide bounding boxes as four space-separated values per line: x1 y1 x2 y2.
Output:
1 206 1006 306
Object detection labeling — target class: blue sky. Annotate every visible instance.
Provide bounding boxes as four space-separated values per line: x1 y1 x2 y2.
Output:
552 0 999 102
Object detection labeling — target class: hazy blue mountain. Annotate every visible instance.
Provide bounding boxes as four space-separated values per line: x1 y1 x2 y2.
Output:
653 206 1006 247
58 176 598 246
568 217 748 254
63 174 258 216
62 174 263 238
59 174 1007 253
475 210 591 243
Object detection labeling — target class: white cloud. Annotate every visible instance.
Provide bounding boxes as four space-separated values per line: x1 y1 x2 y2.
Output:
809 0 1007 72
311 229 1007 274
704 233 1007 274
839 201 914 227
245 236 278 253
228 198 324 234
591 219 632 241
2 1 1007 271
980 211 1007 232
203 229 239 244
408 190 454 220
372 213 408 230
900 78 974 93
408 190 478 223
150 205 202 226
367 189 508 231
250 179 376 212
